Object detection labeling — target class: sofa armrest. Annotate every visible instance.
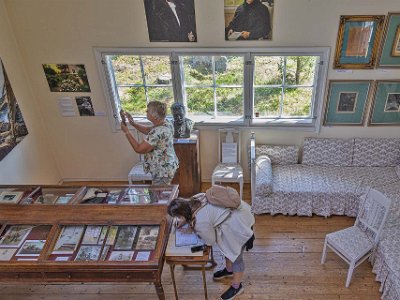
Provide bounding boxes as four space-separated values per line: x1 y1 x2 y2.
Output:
254 155 273 196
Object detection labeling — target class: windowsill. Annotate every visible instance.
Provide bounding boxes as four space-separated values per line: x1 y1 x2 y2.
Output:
121 116 317 131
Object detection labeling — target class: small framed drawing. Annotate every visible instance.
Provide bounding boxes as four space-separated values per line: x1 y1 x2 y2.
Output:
334 15 385 69
369 80 400 125
324 80 372 126
0 191 24 204
377 12 400 68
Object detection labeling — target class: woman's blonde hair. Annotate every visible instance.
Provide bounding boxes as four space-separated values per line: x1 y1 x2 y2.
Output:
147 101 166 120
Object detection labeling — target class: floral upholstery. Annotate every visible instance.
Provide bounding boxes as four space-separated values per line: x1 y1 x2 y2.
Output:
326 226 374 261
255 145 299 165
378 184 400 227
252 165 399 217
302 138 353 166
372 225 400 300
352 138 400 167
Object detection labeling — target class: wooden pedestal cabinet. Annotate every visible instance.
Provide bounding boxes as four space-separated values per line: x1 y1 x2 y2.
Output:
172 130 201 197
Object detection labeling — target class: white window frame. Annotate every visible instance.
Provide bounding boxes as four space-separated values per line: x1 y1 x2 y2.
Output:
94 47 330 132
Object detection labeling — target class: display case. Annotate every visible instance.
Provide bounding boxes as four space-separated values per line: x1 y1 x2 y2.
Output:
0 184 178 300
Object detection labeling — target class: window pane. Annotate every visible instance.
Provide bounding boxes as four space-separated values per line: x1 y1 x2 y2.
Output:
215 56 244 85
147 87 174 114
254 87 281 117
285 56 317 86
216 88 243 116
186 87 214 116
254 56 283 85
282 87 313 117
111 55 142 85
118 87 147 115
142 56 172 85
182 56 213 86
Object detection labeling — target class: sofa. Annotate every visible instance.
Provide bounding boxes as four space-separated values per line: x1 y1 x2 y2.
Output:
250 135 400 299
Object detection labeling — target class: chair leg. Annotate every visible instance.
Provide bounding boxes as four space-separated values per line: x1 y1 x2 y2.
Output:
211 177 215 186
321 238 328 264
346 261 355 288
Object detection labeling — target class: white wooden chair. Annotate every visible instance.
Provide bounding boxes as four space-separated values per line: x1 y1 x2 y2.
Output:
321 188 391 287
127 130 152 184
211 128 243 200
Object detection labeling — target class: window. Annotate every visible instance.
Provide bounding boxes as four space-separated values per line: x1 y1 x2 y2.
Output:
181 55 244 122
96 47 329 131
108 55 174 115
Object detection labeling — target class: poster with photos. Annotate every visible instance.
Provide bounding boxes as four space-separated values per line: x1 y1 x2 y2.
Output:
224 0 273 40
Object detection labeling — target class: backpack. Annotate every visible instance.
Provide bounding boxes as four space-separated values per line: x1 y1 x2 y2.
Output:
205 185 241 209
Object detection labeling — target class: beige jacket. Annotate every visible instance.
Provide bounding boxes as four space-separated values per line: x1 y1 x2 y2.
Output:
193 200 255 262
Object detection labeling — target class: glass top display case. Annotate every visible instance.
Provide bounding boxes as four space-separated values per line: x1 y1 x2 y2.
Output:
0 184 177 300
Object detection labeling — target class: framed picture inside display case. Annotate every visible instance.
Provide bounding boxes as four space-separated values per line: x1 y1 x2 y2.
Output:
324 80 372 126
334 15 385 69
377 12 400 68
369 80 400 125
0 225 52 260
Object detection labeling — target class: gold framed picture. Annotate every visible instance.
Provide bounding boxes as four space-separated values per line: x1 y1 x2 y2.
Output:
334 15 385 69
391 25 400 56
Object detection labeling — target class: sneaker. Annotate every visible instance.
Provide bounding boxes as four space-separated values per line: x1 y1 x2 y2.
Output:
220 283 244 300
213 268 233 280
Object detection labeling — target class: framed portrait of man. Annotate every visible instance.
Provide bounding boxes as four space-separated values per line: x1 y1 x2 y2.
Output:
224 0 274 41
144 0 197 42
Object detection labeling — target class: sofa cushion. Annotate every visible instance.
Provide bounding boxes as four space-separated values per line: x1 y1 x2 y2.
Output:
255 145 299 165
353 138 400 167
302 138 353 166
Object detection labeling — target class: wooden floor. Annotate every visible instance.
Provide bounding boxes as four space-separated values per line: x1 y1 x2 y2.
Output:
0 182 382 299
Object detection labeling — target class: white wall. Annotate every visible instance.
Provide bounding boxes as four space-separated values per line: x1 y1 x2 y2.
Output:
3 0 400 183
0 0 60 184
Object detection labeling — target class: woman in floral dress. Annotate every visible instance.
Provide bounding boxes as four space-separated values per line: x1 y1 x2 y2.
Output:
121 101 178 185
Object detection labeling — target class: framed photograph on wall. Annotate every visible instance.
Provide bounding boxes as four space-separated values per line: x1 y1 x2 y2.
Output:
334 15 385 69
369 80 400 125
377 12 400 68
143 0 197 42
324 80 372 126
224 0 274 41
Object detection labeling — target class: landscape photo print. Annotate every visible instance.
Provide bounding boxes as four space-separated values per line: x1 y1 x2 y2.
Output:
0 58 29 162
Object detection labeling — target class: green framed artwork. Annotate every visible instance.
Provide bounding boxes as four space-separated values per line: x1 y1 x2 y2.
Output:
324 80 372 126
334 15 385 69
377 12 400 68
369 80 400 125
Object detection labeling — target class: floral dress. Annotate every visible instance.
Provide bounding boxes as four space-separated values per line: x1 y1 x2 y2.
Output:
144 120 179 179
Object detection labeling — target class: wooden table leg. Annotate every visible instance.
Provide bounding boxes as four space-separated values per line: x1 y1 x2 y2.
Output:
201 265 208 300
169 263 179 300
154 281 165 300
